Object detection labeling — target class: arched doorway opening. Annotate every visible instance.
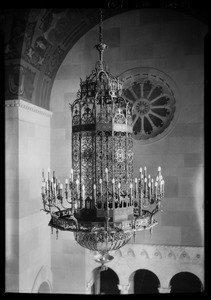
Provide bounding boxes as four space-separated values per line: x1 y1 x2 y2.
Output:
170 272 203 293
38 281 51 293
133 269 160 294
100 268 120 294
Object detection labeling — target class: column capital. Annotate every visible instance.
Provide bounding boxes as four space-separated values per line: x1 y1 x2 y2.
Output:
118 284 130 294
158 286 171 293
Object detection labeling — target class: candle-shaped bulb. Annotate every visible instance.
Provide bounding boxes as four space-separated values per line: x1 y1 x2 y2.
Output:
60 183 63 189
135 177 138 183
93 184 97 201
155 182 158 187
112 178 115 184
51 178 53 183
105 168 108 182
42 169 44 179
158 166 161 172
151 178 154 183
144 166 147 178
48 168 50 180
144 178 147 183
156 176 159 181
118 182 121 189
70 168 73 181
82 184 85 201
139 167 142 173
65 178 68 184
99 178 102 184
130 183 133 189
148 174 151 179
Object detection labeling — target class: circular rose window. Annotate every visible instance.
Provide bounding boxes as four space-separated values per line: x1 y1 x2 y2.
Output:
120 67 180 144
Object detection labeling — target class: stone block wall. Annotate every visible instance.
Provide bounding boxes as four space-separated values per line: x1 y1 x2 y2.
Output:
5 100 52 292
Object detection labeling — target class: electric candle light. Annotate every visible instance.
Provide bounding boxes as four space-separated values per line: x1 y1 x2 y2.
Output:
93 184 96 201
139 167 142 177
148 182 151 199
130 182 133 198
70 168 73 181
53 183 56 194
105 168 108 182
118 182 121 201
161 180 165 195
112 178 115 196
41 182 45 194
151 178 154 195
144 166 147 177
155 181 158 198
144 177 147 196
53 171 55 182
158 166 161 177
42 169 44 181
45 178 48 191
82 185 85 207
76 179 79 195
140 173 144 187
82 184 85 198
135 177 138 199
99 178 103 196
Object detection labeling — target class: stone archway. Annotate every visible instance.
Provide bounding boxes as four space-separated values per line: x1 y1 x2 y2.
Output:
133 269 160 294
100 267 120 295
170 272 203 293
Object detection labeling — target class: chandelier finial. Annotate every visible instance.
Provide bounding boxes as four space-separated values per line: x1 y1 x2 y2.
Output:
94 8 108 64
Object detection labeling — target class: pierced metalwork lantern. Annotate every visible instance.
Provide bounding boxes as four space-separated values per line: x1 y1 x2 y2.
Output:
41 9 165 270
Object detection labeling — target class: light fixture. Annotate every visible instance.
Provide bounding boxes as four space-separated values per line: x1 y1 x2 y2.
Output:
41 9 165 270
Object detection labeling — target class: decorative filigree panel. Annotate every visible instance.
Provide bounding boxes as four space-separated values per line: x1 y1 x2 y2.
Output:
120 67 180 144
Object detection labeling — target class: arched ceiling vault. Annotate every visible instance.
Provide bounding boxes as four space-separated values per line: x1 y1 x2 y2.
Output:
3 7 209 110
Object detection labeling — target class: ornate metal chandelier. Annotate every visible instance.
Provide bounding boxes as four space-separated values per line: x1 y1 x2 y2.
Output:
41 9 165 270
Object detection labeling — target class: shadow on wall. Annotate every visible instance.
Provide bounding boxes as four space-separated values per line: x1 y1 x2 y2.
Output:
38 281 51 293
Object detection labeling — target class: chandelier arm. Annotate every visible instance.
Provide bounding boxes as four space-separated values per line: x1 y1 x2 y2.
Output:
69 215 79 230
40 208 50 214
